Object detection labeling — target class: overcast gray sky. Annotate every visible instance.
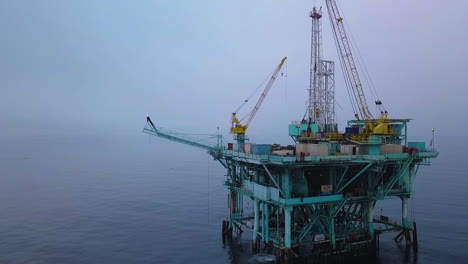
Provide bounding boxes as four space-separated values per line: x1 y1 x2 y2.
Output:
1 0 466 144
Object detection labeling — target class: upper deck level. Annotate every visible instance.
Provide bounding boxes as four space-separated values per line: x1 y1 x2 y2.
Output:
221 146 438 166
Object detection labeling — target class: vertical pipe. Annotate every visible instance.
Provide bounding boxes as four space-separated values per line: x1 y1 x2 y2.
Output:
282 172 291 198
259 201 265 239
276 206 280 245
330 218 336 249
432 128 435 151
309 11 315 122
253 199 259 240
264 203 269 243
368 201 374 237
234 192 238 221
239 193 242 219
284 206 292 248
229 192 234 229
405 122 408 147
412 221 419 251
402 196 409 228
240 194 243 219
238 195 241 219
329 168 336 189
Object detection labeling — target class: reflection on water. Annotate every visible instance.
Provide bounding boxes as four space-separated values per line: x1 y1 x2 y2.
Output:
221 228 422 264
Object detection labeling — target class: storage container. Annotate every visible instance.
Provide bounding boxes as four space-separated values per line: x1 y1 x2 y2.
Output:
296 144 328 155
408 142 426 152
251 144 271 155
380 144 403 154
244 143 252 154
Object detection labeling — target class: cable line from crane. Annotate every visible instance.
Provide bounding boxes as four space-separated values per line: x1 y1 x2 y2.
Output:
284 58 288 102
326 6 358 118
335 0 383 111
239 110 253 124
233 67 277 116
326 0 372 121
233 60 286 124
230 57 287 136
301 106 309 125
329 15 358 118
337 52 357 118
240 66 288 124
327 0 394 136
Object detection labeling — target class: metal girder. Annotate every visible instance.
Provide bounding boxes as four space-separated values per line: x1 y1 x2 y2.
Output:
240 166 250 180
217 159 228 168
297 214 320 242
373 163 386 188
337 163 373 193
336 166 349 191
332 198 348 217
262 164 286 198
325 0 373 120
343 202 361 232
316 215 330 235
383 157 413 196
143 123 223 156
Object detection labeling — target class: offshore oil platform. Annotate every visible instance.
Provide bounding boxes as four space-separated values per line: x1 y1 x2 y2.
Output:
144 0 438 262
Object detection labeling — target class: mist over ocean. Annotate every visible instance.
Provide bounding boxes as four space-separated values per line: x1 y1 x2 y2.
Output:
0 134 465 263
1 0 467 262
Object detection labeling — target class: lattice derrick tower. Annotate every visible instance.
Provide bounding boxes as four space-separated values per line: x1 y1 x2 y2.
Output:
309 7 336 132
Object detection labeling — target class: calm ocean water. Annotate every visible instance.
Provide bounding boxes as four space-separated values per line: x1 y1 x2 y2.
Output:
0 134 466 263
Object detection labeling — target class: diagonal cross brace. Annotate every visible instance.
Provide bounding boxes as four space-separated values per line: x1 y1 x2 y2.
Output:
383 157 413 196
297 213 321 242
337 163 373 193
332 198 348 217
262 164 286 198
336 166 349 192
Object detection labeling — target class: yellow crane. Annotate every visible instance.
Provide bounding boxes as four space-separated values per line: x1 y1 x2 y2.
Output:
230 57 287 136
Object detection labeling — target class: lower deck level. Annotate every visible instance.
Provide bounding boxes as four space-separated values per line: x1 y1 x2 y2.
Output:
220 150 436 260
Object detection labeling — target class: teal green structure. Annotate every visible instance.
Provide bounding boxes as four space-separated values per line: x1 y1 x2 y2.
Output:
143 117 438 259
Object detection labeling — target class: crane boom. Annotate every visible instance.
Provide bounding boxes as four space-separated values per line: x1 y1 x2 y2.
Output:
230 57 287 135
143 116 224 158
325 0 373 121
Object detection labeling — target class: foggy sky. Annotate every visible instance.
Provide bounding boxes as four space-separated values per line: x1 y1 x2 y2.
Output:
1 0 467 145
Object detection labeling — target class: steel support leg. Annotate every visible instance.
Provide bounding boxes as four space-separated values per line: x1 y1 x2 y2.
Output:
264 203 269 243
284 206 292 248
253 198 259 240
368 201 374 237
282 173 291 198
330 218 336 249
402 196 409 228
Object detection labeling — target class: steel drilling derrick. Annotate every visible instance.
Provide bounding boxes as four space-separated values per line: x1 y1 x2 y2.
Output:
308 7 336 133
